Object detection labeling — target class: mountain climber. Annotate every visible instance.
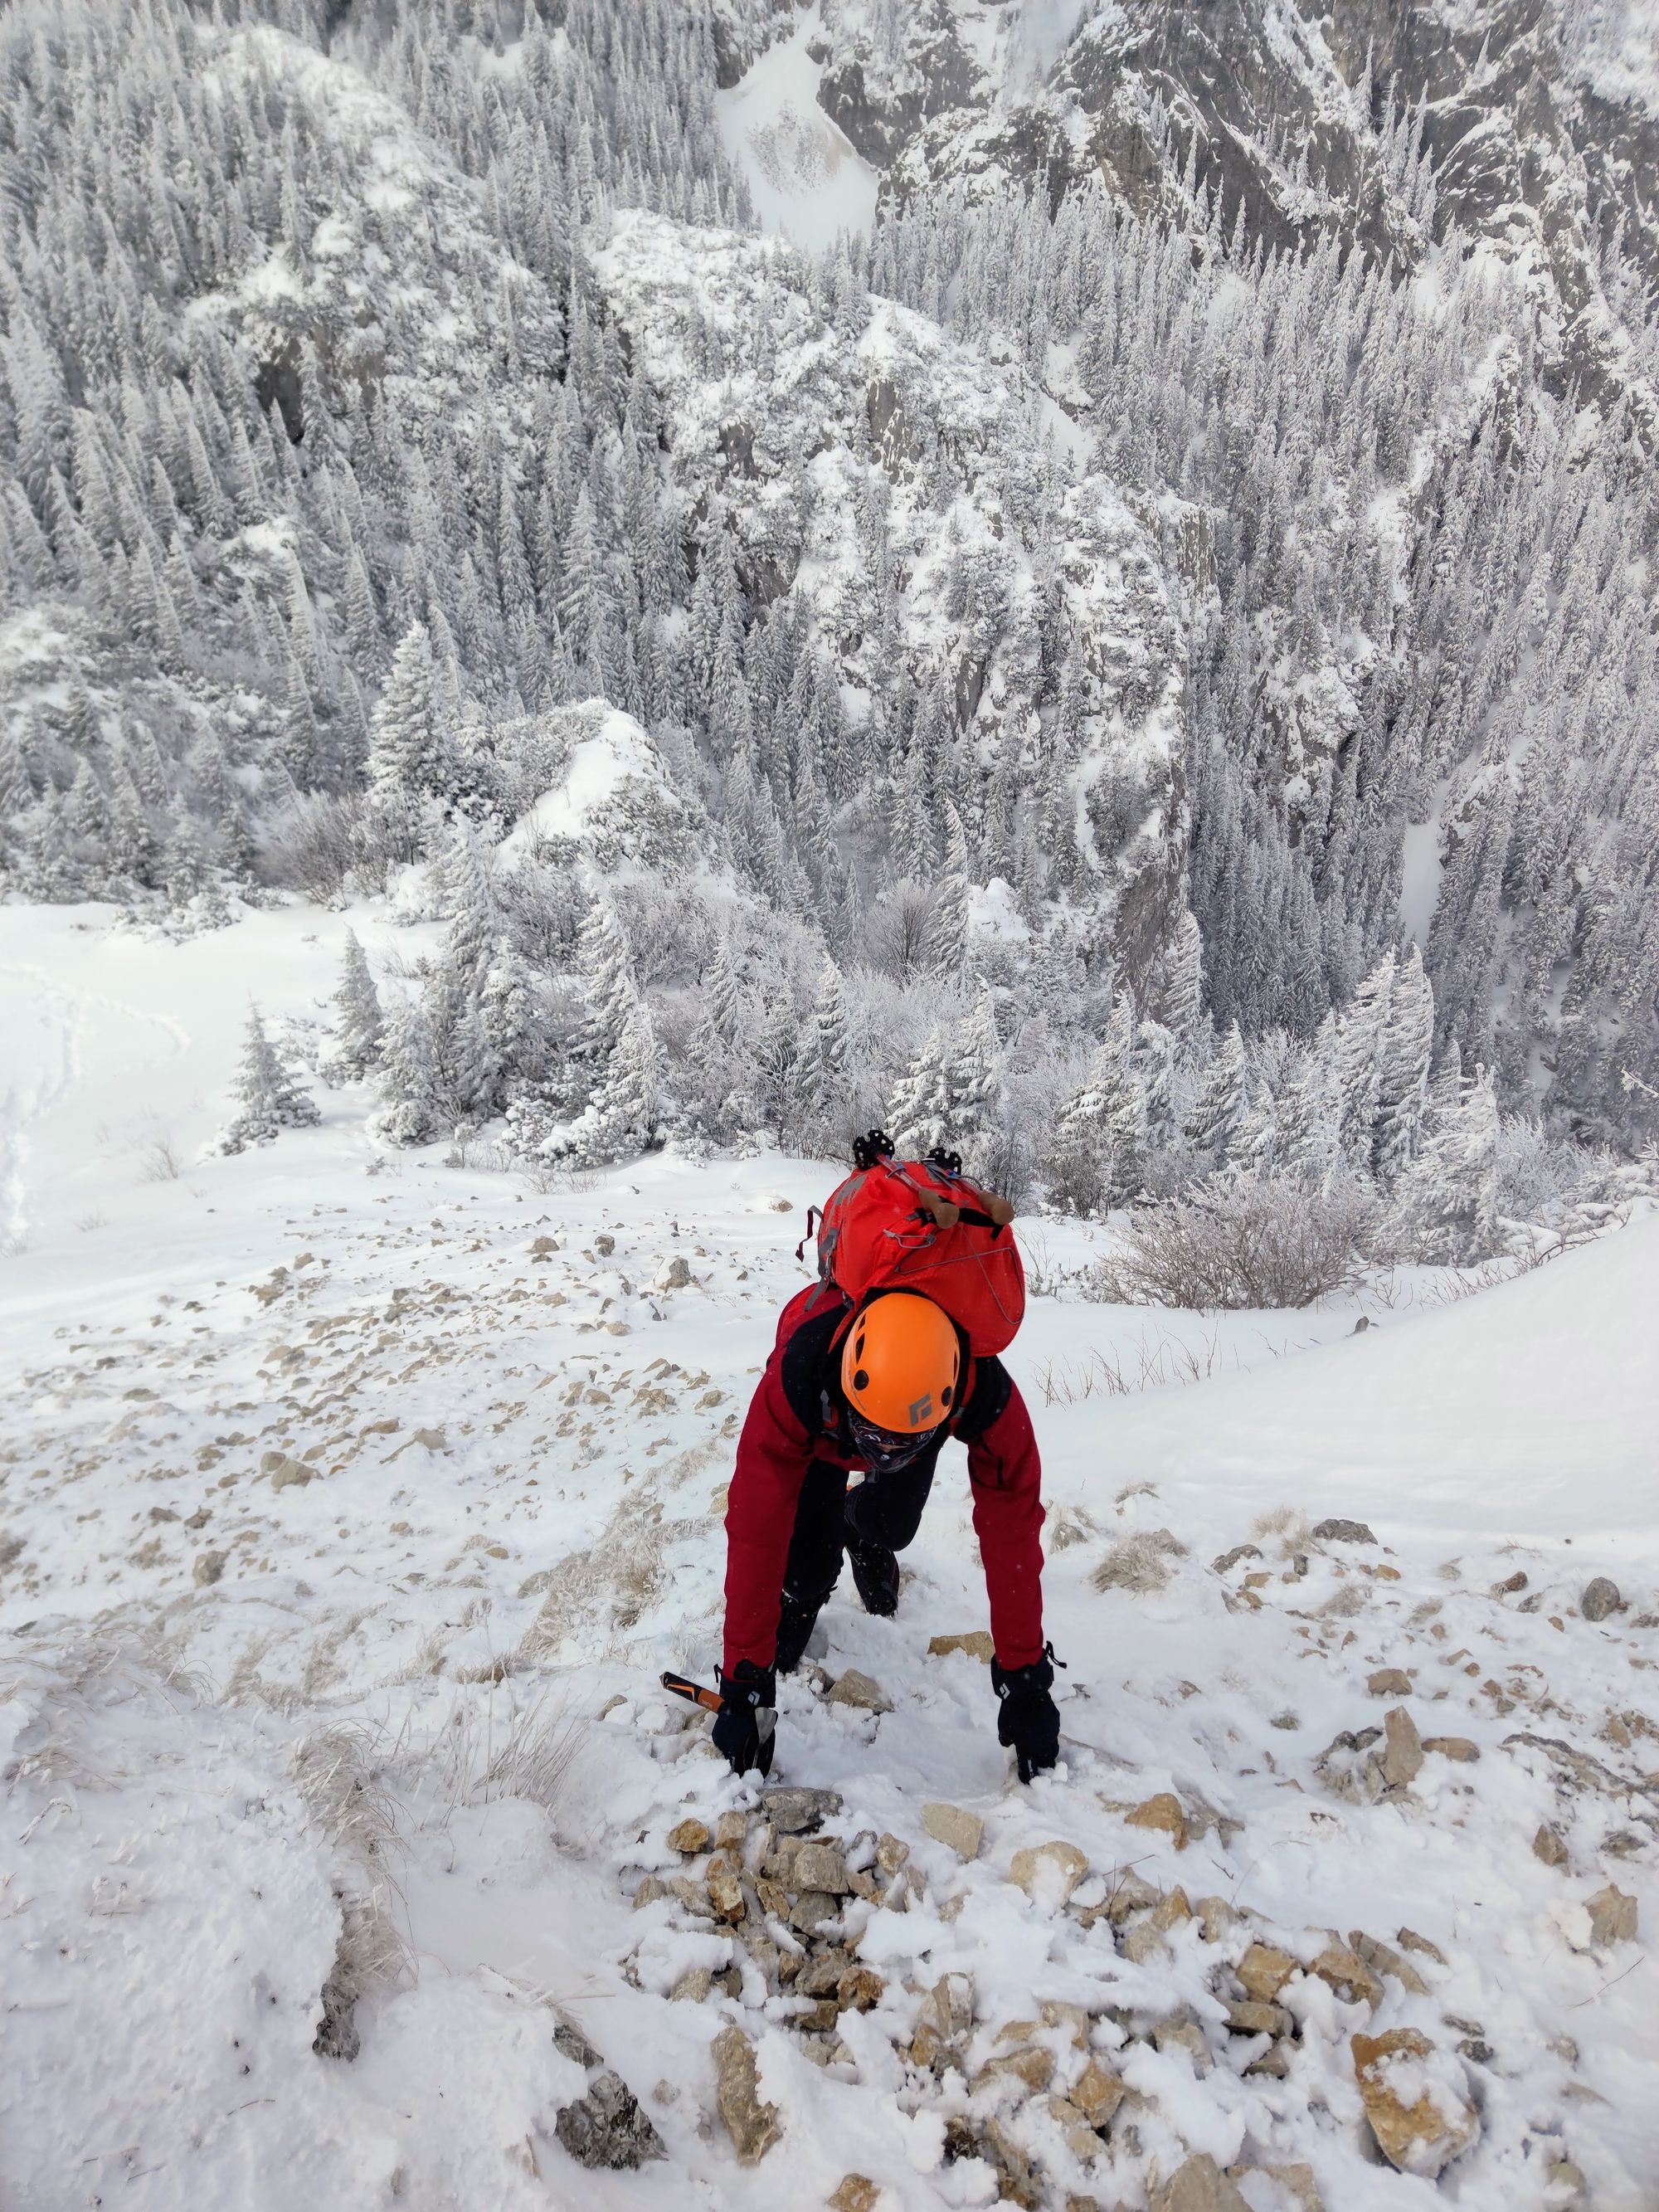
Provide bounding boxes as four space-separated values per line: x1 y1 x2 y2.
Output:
713 1274 1059 1783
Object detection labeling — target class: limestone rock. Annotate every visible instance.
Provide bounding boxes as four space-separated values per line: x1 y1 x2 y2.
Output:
1196 1894 1243 1940
875 1832 910 1874
1151 2153 1253 2211
909 1971 973 2066
1151 1884 1193 1932
1367 1667 1412 1696
711 2024 781 2164
1311 1943 1384 2008
666 1875 717 1918
1154 2015 1211 2071
1212 1543 1262 1573
713 1810 748 1850
264 1453 315 1488
654 1255 693 1290
193 1549 226 1586
1586 1883 1638 1946
632 1874 667 1909
1237 1943 1299 2002
1233 2165 1324 2212
1534 1823 1569 1868
1379 1706 1423 1790
1349 1932 1429 1996
552 2020 666 2170
1101 1869 1160 1924
706 1853 746 1921
825 1669 891 1713
793 1841 853 1894
1580 1576 1622 1621
929 1630 995 1662
668 1816 711 1854
795 1949 854 1997
761 1786 843 1834
922 1802 983 1859
1070 2057 1123 2125
1351 2028 1478 2176
979 2117 1042 2210
1312 1518 1376 1544
1125 1792 1188 1849
1423 1736 1480 1762
1395 1927 1447 1965
1009 1839 1089 1907
829 2180 880 2212
1120 1922 1168 1964
1223 1997 1291 2035
671 1966 713 2002
838 1965 884 2011
976 2044 1054 2093
1041 2000 1091 2048
788 1889 839 1934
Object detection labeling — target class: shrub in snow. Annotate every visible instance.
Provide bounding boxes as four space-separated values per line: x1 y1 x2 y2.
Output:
1094 1175 1372 1310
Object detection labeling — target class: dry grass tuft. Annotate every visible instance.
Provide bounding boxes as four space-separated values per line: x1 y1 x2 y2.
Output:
1091 1527 1190 1595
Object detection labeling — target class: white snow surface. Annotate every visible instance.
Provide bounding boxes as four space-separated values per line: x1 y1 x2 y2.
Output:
2 906 1657 2208
716 13 880 252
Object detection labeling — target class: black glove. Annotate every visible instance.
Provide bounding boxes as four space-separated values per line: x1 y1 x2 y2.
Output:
712 1661 777 1777
992 1649 1062 1782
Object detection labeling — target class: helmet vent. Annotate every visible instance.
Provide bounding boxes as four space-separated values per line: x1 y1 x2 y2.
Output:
853 1369 869 1391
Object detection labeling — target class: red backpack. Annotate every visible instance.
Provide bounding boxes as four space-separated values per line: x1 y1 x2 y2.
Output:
795 1137 1025 1357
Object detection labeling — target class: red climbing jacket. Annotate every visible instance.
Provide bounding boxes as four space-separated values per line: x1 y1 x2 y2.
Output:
721 1281 1046 1678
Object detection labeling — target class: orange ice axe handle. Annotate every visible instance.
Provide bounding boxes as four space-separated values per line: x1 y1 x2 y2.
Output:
661 1672 725 1714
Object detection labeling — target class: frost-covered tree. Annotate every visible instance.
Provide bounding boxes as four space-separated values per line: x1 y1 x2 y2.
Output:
331 930 384 1079
223 1006 317 1151
1392 1065 1502 1264
221 1008 284 1153
377 995 443 1148
368 622 458 824
1185 1021 1248 1162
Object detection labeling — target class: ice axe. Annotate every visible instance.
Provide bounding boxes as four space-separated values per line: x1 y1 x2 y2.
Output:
660 1671 776 1775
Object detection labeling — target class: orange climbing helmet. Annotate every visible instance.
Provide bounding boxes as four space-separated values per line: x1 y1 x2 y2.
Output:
840 1290 962 1435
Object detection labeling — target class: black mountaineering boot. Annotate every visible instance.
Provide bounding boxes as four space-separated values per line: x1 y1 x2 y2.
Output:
846 1532 900 1618
775 1584 828 1674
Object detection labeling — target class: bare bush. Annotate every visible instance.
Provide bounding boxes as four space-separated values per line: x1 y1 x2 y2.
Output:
1092 1177 1372 1311
257 792 379 902
135 1131 181 1182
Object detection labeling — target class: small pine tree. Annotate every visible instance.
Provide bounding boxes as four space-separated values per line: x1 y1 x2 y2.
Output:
222 1006 283 1152
574 985 660 1164
368 621 458 807
331 929 384 1078
377 994 443 1147
888 1026 954 1158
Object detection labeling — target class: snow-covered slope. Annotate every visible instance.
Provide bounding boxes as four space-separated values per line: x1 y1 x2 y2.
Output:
2 921 1654 2209
1087 1213 1659 1549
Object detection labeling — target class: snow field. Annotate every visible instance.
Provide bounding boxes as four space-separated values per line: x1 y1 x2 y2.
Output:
1 915 1656 2209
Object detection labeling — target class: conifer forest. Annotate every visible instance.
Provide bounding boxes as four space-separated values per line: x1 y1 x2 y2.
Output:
2 0 1657 1252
